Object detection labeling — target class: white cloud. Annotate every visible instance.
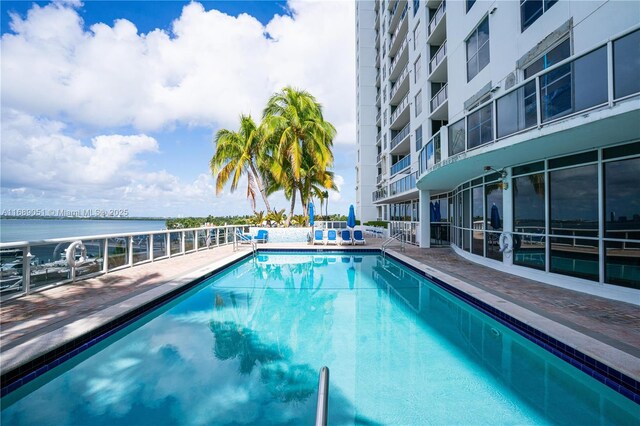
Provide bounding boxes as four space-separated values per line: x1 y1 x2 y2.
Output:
1 1 356 142
0 1 356 217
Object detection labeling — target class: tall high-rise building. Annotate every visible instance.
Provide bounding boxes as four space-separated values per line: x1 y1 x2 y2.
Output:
356 0 639 300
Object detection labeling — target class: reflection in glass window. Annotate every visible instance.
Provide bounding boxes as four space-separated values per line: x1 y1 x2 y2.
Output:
614 29 640 99
514 173 545 233
486 183 503 261
449 119 465 155
550 236 599 282
415 90 422 116
472 186 484 255
605 157 640 238
521 0 558 32
605 241 640 289
524 39 570 79
550 164 598 238
415 126 423 151
466 17 490 81
468 103 493 149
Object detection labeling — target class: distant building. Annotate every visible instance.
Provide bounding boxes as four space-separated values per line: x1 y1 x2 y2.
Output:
356 0 639 300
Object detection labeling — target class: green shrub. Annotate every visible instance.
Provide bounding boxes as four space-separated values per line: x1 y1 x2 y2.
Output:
364 220 388 228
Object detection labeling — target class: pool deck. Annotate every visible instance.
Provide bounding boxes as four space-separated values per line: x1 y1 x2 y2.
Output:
1 239 639 385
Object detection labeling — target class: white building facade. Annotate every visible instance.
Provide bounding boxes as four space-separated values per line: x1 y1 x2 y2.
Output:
355 0 640 301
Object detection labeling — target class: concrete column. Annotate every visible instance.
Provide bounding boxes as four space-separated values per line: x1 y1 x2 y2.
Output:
419 189 431 248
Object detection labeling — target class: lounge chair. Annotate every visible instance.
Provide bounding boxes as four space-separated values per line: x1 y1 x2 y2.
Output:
254 229 268 243
326 229 338 245
340 230 352 245
236 230 252 244
313 229 325 245
353 230 366 245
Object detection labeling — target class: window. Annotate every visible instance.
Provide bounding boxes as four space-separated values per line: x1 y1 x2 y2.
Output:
613 29 640 99
521 0 557 32
415 90 422 116
466 0 476 13
413 0 420 16
448 119 465 155
524 38 570 79
549 164 599 281
467 103 493 149
513 173 546 270
414 56 422 83
413 21 422 50
466 17 490 81
415 126 423 151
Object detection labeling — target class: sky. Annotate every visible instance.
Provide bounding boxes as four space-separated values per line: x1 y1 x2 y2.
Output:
0 0 356 218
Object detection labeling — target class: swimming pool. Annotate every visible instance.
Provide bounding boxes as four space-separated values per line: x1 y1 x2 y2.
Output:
1 252 637 424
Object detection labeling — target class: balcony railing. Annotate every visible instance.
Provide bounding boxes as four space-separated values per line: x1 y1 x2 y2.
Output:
430 83 448 112
376 152 383 163
429 41 447 75
391 154 411 176
376 110 382 123
420 27 640 178
376 131 382 142
377 174 383 184
0 225 247 300
389 39 408 76
372 187 388 202
390 63 409 99
389 171 418 196
390 122 410 150
428 1 446 36
391 93 410 124
389 3 408 48
419 130 442 174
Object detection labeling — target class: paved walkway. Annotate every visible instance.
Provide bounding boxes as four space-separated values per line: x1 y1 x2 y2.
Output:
1 240 639 382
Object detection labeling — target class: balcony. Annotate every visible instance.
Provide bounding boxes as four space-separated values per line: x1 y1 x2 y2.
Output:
376 152 383 164
389 1 406 33
375 53 380 68
389 172 418 198
377 174 383 184
376 131 381 143
417 28 640 188
389 63 410 104
389 4 409 56
391 154 411 176
390 122 410 152
389 39 408 79
427 1 446 44
430 83 448 119
390 94 410 129
419 130 442 175
372 187 388 202
428 41 447 80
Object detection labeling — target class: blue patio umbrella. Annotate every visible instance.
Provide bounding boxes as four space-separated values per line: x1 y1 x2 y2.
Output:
347 205 356 228
490 203 501 230
309 202 315 226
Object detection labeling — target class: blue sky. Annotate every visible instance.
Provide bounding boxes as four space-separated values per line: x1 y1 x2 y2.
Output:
0 0 355 218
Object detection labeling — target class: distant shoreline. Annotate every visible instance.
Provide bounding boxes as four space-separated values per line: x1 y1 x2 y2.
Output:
0 216 167 221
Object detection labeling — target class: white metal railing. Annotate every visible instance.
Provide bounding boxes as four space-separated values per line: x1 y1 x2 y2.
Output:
418 26 640 179
0 224 249 300
430 83 448 112
429 40 447 75
381 232 405 256
390 63 409 100
390 122 410 150
391 93 410 124
389 39 408 76
389 3 408 50
428 1 446 36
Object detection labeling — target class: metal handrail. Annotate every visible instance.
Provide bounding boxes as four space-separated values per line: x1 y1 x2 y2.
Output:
381 232 405 256
315 366 329 426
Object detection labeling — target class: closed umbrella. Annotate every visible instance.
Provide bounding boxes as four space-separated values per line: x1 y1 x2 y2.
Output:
434 200 442 222
347 205 356 228
490 203 501 230
309 202 315 226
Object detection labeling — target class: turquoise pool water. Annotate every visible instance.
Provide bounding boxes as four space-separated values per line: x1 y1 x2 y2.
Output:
1 253 637 424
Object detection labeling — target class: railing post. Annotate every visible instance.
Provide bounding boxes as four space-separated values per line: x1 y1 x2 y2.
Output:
23 245 31 295
607 40 614 107
128 236 134 267
216 229 220 247
181 231 186 254
103 238 109 273
535 76 542 127
195 230 199 251
149 234 154 262
166 232 171 258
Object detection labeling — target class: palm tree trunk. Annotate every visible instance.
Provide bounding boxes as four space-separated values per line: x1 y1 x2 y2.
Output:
249 163 271 213
286 189 296 227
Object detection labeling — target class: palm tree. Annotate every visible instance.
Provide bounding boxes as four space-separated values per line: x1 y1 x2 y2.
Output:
210 114 272 213
262 87 336 224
